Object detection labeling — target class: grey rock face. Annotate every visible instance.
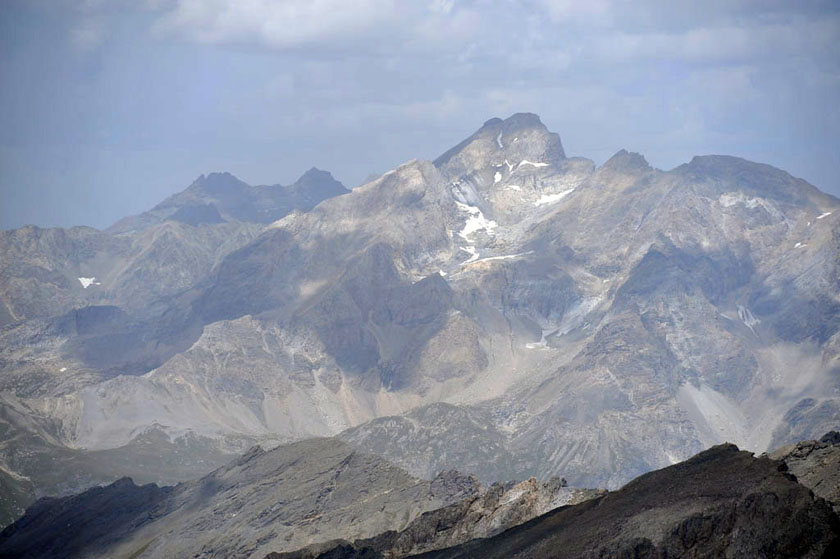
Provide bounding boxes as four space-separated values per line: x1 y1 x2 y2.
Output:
338 403 517 483
770 431 840 513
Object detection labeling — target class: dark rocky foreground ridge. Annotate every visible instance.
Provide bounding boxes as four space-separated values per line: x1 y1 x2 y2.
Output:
270 435 840 559
1 433 838 559
0 438 478 558
0 437 595 559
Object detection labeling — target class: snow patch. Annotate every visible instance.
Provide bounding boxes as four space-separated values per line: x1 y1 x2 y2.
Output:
439 270 447 277
817 212 832 220
719 193 762 209
494 172 502 184
496 131 504 149
525 329 550 350
506 184 522 191
534 188 575 206
456 202 497 240
794 242 807 249
737 304 760 334
717 192 783 219
59 367 67 372
78 277 101 289
467 251 533 265
517 160 549 169
460 245 479 264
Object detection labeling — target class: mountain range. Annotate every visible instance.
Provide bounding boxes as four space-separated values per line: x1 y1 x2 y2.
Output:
1 113 839 531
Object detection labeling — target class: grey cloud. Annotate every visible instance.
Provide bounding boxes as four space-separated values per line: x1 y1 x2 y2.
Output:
0 0 838 230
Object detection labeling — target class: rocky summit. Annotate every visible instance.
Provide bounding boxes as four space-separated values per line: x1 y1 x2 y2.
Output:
1 113 840 530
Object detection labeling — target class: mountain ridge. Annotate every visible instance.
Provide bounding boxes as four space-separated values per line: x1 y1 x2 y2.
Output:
2 434 838 559
1 112 839 529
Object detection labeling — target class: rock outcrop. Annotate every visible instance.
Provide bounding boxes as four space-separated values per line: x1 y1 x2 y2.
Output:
269 477 601 559
282 444 840 559
771 430 840 513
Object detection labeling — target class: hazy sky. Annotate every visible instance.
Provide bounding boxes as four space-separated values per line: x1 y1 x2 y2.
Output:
1 0 839 230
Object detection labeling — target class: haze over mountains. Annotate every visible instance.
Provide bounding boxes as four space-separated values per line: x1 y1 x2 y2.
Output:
1 113 839 530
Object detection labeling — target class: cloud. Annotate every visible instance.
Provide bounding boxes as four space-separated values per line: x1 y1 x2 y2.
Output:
4 0 840 231
150 0 498 52
536 0 613 25
591 19 840 65
70 16 107 51
154 0 401 47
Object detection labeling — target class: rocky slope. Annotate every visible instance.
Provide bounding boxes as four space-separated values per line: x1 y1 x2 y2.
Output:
284 443 840 559
0 169 348 522
771 430 840 513
0 438 483 559
3 437 836 559
269 477 601 559
2 112 840 524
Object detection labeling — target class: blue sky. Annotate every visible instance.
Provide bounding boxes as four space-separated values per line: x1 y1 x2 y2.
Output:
1 0 839 229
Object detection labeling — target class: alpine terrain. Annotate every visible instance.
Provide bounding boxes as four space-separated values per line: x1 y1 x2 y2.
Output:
1 113 839 534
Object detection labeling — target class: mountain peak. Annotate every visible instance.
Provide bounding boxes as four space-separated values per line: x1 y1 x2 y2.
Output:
499 111 546 130
298 166 331 180
601 149 651 173
189 171 249 196
479 112 545 132
434 113 565 178
289 167 348 195
674 154 839 207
